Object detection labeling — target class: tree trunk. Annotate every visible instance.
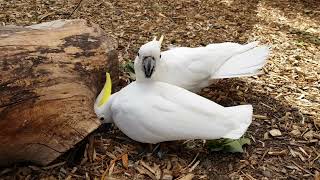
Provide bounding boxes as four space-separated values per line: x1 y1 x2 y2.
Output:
0 19 118 166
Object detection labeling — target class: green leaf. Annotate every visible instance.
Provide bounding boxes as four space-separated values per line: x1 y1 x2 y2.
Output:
128 72 136 80
207 137 251 153
224 141 244 153
120 60 136 80
120 60 135 74
239 137 251 146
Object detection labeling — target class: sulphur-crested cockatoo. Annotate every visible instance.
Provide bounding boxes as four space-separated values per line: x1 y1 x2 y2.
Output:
94 42 253 144
134 36 270 92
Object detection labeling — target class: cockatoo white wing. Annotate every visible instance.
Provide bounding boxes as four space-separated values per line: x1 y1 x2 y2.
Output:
158 47 219 91
205 41 256 50
210 44 270 79
156 41 269 91
111 81 252 144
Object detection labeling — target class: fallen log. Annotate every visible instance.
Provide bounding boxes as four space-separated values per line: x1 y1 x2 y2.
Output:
0 19 118 166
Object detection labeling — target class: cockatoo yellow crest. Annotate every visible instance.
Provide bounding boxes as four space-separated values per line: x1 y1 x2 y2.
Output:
97 72 112 107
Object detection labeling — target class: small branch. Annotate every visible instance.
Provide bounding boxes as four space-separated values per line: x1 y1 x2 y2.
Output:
68 0 84 19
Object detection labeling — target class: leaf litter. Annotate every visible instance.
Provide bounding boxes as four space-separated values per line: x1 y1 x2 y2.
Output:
0 0 319 179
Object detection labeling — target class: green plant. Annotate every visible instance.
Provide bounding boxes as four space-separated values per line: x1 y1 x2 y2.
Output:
207 137 251 153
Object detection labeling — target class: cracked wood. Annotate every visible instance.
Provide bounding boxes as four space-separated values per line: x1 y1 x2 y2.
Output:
0 19 118 166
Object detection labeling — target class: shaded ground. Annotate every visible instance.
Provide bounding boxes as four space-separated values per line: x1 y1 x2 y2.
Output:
0 0 319 179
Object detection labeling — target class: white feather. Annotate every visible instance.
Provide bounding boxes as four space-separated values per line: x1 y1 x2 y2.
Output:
94 41 255 144
211 45 270 79
108 81 252 144
151 41 270 92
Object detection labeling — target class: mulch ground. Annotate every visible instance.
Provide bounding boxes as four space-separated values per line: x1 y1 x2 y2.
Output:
0 0 319 179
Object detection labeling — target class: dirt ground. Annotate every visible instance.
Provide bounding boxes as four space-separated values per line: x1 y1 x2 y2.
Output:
0 0 319 179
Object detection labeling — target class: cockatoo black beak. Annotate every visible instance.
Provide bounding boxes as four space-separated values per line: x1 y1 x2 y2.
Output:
142 56 156 78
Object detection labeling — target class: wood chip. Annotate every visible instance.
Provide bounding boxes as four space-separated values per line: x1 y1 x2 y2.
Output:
177 173 195 180
290 129 301 137
121 154 129 169
108 161 115 176
294 151 306 162
298 147 310 158
269 129 282 137
186 153 199 169
291 160 313 175
65 175 72 180
159 13 167 18
2 1 320 179
289 147 297 158
105 151 117 160
153 163 162 180
38 12 55 20
241 171 257 180
268 150 287 156
259 149 269 163
85 172 90 180
71 167 77 173
135 165 157 180
315 171 320 180
286 165 300 171
162 169 173 180
253 114 268 120
140 160 155 174
303 130 314 139
312 155 320 165
101 167 109 180
188 160 200 173
314 133 320 140
42 162 65 170
0 168 12 176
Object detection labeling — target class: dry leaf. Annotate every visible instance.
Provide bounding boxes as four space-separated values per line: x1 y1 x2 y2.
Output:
315 171 320 180
153 163 162 180
177 173 195 180
290 129 301 137
303 131 314 139
162 169 173 180
122 154 129 169
2 1 320 180
135 166 157 180
268 150 287 156
269 129 282 137
108 161 115 176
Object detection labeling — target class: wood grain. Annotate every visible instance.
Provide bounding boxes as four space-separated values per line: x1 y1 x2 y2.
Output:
0 19 118 166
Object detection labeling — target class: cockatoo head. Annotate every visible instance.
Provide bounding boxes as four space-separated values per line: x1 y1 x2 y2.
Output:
94 72 112 123
134 35 164 79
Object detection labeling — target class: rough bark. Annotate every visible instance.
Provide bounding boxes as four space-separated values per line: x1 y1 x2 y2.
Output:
0 19 118 166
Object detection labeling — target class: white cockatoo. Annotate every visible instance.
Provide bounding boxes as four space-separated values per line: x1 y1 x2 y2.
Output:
94 41 253 144
134 36 270 92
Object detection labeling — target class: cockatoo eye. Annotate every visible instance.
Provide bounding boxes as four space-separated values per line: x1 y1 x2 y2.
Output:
100 117 104 121
137 52 140 57
160 54 161 59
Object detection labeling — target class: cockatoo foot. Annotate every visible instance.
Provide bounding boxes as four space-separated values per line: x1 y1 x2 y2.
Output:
136 143 168 159
152 143 168 159
136 143 154 157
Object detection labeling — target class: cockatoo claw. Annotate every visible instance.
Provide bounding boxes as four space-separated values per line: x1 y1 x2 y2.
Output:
152 143 168 159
